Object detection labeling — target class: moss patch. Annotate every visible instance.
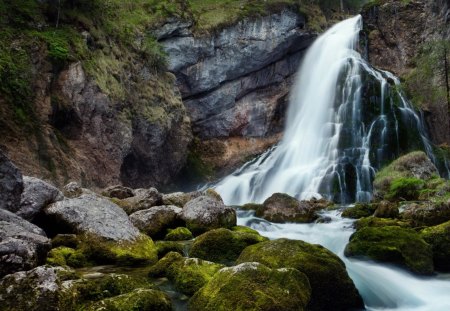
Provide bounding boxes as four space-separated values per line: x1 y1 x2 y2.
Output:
421 221 450 272
342 203 377 219
165 227 193 241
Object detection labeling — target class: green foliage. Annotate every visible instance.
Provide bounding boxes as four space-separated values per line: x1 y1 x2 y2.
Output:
141 36 167 72
387 177 425 201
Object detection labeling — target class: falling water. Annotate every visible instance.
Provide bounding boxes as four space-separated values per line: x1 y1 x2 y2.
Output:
215 15 434 205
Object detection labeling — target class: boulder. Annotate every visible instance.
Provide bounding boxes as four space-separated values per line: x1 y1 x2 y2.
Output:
162 191 201 208
373 201 399 218
421 220 450 272
190 228 268 265
401 201 450 227
181 196 236 234
155 241 185 258
63 182 82 198
354 216 411 230
117 187 163 214
188 262 311 311
237 239 363 311
0 209 51 277
0 266 78 311
149 252 224 296
101 185 134 199
46 246 87 268
44 193 140 241
129 205 183 238
18 176 64 221
0 150 23 212
342 203 377 219
256 193 328 223
345 226 434 275
164 227 193 241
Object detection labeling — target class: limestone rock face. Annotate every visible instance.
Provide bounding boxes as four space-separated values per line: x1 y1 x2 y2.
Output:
44 194 140 241
0 209 51 277
18 176 64 221
0 150 23 213
181 196 236 234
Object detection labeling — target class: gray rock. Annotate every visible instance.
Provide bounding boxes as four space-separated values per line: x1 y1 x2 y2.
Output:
0 209 45 236
0 214 51 277
181 196 236 234
121 188 163 214
45 194 140 241
0 150 23 212
0 266 77 311
401 201 450 227
162 191 201 207
129 205 183 238
18 176 64 221
102 185 134 199
63 182 82 198
153 17 192 40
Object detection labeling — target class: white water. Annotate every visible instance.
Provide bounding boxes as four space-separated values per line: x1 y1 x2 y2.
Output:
215 15 434 205
238 209 450 311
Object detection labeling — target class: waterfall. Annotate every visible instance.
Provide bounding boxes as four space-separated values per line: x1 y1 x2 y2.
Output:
215 15 434 205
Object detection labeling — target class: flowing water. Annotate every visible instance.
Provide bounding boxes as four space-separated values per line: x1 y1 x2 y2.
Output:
215 15 435 205
214 15 450 311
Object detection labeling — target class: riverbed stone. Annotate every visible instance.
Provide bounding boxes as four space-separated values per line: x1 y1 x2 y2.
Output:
101 185 134 199
0 150 23 212
129 205 183 238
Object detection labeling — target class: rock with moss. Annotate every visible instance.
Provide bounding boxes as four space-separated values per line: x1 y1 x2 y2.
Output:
373 201 399 218
386 177 425 201
165 227 193 241
155 241 185 258
129 205 183 238
354 216 411 230
373 151 437 199
342 203 377 219
345 226 433 275
421 221 450 272
257 193 329 223
101 185 134 200
63 182 83 198
148 252 224 296
231 225 260 234
162 191 201 208
51 234 80 248
190 228 268 265
0 266 78 311
237 239 363 311
181 195 236 235
118 188 163 215
85 288 171 311
401 201 450 227
189 262 311 311
46 246 87 268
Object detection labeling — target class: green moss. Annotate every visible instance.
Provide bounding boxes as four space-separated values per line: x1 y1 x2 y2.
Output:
148 251 184 278
237 239 363 311
231 225 260 235
345 226 433 275
190 228 268 265
342 203 377 219
240 203 264 211
189 262 311 311
386 177 425 201
51 234 80 248
155 241 185 258
165 227 193 241
84 288 171 311
355 216 411 230
47 246 87 268
421 221 450 272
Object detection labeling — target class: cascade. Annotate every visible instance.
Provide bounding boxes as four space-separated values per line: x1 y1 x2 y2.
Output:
215 15 434 205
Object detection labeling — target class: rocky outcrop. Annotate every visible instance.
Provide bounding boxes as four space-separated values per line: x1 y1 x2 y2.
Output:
362 0 450 145
43 193 140 241
0 150 23 212
160 9 316 174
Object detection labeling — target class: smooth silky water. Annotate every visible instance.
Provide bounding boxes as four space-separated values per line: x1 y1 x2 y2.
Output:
214 15 450 310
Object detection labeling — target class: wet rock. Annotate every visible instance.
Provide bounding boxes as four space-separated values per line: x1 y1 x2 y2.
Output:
0 209 51 277
345 226 434 275
18 176 64 221
342 203 377 219
101 185 134 200
155 241 185 258
44 193 140 241
0 266 77 311
237 238 364 311
373 201 399 218
421 220 450 272
0 150 23 212
189 262 311 311
401 201 450 227
256 193 329 223
181 196 237 235
129 205 183 238
190 228 268 265
164 227 193 241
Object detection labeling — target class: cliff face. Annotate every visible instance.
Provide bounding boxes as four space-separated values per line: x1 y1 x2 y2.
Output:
362 0 450 146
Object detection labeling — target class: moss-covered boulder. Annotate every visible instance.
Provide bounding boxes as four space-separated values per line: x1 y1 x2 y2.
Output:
256 193 329 223
401 201 450 227
237 239 363 311
188 262 311 311
155 241 185 258
51 234 80 248
345 226 433 275
373 201 399 218
85 288 171 311
190 228 268 265
354 216 410 230
148 252 224 296
165 227 193 241
373 151 438 200
341 203 377 219
46 246 87 268
421 221 450 272
129 205 183 239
